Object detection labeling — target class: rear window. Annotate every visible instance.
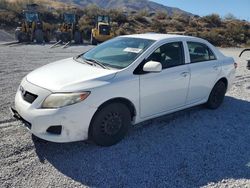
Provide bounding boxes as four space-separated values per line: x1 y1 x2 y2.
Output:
187 42 216 63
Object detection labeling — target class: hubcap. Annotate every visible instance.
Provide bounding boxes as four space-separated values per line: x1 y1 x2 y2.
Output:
101 112 122 135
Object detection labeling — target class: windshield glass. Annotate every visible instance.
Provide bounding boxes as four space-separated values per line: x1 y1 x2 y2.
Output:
98 15 110 23
64 14 76 24
25 12 39 22
81 37 155 69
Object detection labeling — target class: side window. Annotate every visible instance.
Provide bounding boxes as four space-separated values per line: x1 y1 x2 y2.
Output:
187 42 216 63
147 42 184 69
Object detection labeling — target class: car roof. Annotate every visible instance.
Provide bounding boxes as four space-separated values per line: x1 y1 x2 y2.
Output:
120 33 226 59
121 33 199 41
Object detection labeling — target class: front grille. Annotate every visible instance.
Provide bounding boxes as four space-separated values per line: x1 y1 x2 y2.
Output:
22 90 38 104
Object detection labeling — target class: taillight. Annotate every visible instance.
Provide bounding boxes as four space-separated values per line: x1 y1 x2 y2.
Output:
234 62 238 69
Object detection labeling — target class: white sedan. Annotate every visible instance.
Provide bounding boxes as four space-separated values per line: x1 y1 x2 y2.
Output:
12 34 236 146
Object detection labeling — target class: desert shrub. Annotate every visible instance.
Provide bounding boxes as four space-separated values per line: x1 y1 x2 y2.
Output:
224 13 237 21
172 12 190 24
189 19 198 27
109 9 127 25
133 14 149 24
137 9 149 17
169 20 185 31
199 29 225 46
155 11 168 20
225 21 247 44
151 20 166 33
202 14 222 27
0 11 18 27
83 4 105 18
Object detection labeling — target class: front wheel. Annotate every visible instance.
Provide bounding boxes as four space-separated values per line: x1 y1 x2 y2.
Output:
206 81 226 109
89 103 131 146
35 29 44 43
74 31 82 44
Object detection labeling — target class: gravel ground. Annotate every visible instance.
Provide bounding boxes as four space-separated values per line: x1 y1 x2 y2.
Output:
0 44 249 188
0 30 15 42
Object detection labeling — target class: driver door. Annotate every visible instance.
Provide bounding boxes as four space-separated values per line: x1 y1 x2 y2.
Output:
138 42 190 118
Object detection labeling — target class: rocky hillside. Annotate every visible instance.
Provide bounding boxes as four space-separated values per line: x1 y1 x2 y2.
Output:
58 0 192 16
0 0 249 47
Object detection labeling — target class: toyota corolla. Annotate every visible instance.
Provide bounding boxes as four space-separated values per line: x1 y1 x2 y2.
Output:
11 34 236 146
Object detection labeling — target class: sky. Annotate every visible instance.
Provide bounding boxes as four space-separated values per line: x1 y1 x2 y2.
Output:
152 0 250 20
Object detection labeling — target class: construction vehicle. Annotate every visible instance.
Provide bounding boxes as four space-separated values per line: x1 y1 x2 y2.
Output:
15 4 52 43
55 12 83 44
91 15 114 45
239 49 250 70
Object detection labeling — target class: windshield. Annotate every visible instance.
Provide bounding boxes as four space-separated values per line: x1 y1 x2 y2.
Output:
81 37 155 69
98 15 110 23
25 12 39 22
64 14 76 24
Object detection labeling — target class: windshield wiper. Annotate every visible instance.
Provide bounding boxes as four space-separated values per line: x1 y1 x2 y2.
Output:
73 56 93 66
84 58 109 69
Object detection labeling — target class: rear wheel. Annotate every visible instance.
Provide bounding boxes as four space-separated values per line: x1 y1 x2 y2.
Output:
89 103 131 146
206 81 226 109
44 30 50 43
17 32 28 42
74 31 82 44
61 32 71 43
35 29 44 43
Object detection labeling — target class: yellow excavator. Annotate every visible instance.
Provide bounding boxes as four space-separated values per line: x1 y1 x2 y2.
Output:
91 15 114 45
15 4 51 43
55 12 83 44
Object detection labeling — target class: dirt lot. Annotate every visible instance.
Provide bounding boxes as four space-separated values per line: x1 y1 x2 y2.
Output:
0 44 249 188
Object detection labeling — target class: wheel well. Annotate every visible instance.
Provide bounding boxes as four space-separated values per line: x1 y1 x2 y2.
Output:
217 77 228 89
88 98 136 138
96 98 136 121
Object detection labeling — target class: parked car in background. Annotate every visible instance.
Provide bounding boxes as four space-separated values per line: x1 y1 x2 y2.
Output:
11 34 237 146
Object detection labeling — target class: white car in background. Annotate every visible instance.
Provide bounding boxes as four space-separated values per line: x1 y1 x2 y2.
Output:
11 34 236 146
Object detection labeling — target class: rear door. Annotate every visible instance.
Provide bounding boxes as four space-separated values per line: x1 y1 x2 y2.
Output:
186 42 221 104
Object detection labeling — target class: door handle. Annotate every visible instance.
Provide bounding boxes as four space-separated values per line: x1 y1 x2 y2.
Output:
180 72 189 77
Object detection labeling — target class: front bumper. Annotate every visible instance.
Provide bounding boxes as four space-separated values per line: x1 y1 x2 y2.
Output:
10 107 32 129
13 78 97 143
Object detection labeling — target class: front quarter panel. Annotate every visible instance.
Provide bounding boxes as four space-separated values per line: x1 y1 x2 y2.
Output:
84 73 140 123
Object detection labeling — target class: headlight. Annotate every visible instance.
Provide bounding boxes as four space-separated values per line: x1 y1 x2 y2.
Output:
41 92 90 108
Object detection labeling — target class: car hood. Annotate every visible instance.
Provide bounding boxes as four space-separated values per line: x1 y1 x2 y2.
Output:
26 57 118 92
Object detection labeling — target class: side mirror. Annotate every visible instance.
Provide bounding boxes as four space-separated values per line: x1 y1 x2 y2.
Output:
143 61 162 73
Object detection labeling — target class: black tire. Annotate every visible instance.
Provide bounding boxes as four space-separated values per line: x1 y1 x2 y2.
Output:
206 81 226 109
74 31 82 44
91 33 97 45
61 32 71 43
35 29 44 43
18 32 28 42
44 30 50 43
89 103 131 146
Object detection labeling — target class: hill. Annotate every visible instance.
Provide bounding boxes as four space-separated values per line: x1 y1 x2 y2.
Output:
58 0 192 16
0 0 249 47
